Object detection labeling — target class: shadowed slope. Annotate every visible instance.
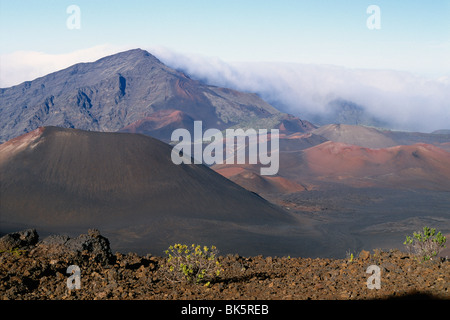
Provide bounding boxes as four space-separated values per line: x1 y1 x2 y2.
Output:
0 127 299 255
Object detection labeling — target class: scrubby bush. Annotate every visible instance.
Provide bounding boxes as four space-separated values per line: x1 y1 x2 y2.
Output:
0 247 25 257
163 243 222 285
404 226 446 261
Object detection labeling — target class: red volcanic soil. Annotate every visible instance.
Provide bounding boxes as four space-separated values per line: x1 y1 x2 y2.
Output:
174 78 198 101
215 167 306 194
0 127 45 164
436 142 450 152
214 139 450 194
301 141 450 189
119 109 194 141
120 109 191 132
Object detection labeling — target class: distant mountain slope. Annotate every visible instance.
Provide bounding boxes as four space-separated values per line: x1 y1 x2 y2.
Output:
212 132 326 195
0 127 299 255
312 124 398 149
213 137 450 194
0 49 283 143
382 129 450 147
282 141 450 191
312 99 387 128
432 129 450 135
214 166 307 194
312 124 450 150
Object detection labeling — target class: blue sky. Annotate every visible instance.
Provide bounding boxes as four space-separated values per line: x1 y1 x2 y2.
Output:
1 1 449 132
1 0 449 75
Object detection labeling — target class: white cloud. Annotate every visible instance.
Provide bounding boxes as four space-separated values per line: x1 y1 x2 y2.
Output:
150 47 450 132
0 44 129 87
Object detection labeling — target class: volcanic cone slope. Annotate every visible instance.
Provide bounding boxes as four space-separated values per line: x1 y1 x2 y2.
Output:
0 127 298 256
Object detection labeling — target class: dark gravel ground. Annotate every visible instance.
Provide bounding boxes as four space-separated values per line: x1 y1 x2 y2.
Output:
1 229 449 301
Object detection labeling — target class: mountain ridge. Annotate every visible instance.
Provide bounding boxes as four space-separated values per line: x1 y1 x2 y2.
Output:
0 48 285 144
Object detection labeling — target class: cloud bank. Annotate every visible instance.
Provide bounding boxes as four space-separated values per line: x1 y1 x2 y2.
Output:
0 44 129 88
1 45 449 133
150 47 450 133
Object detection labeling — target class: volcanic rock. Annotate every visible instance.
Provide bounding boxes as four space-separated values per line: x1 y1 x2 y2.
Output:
0 229 38 251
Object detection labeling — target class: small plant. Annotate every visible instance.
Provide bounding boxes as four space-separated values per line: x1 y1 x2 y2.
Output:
346 249 355 262
164 243 222 284
0 248 25 257
404 226 446 261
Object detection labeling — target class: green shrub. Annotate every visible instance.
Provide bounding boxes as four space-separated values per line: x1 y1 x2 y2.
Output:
164 243 222 284
404 226 446 261
0 248 25 257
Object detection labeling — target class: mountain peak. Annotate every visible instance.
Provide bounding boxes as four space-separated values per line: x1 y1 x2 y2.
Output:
0 49 284 143
95 48 162 65
64 48 169 79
